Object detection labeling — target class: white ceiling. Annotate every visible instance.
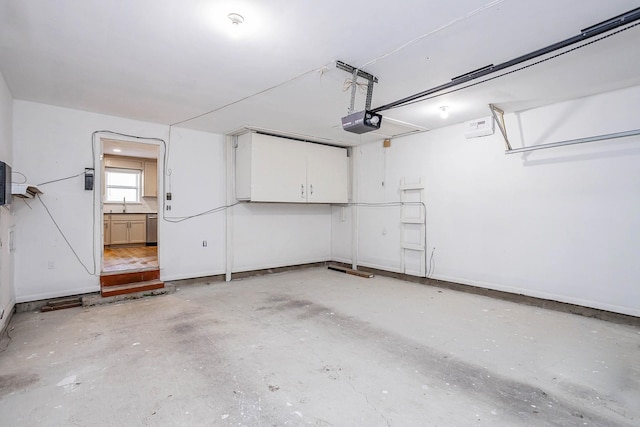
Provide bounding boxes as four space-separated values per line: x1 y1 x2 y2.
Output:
1 0 639 146
102 139 158 159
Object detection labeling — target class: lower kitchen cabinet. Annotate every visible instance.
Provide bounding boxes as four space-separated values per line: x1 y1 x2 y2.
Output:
128 217 147 243
110 219 129 245
104 214 147 245
104 218 111 245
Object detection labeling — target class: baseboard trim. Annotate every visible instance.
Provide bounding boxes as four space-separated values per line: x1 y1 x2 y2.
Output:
230 262 327 280
164 262 330 288
331 262 640 326
165 274 226 287
169 261 640 325
13 261 637 326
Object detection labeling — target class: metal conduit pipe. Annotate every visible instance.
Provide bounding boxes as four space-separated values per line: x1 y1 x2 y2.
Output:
505 129 640 154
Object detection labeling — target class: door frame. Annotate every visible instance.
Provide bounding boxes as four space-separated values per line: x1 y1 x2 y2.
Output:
93 133 165 274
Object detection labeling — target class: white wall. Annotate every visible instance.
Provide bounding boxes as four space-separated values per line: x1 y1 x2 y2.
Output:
11 101 335 299
335 85 640 316
12 102 228 300
10 85 637 315
232 203 332 273
159 126 226 281
12 102 166 301
331 205 352 265
148 128 334 280
0 72 15 331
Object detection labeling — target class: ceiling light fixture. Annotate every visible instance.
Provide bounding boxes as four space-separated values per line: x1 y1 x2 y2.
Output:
227 13 244 26
112 148 122 153
440 106 449 119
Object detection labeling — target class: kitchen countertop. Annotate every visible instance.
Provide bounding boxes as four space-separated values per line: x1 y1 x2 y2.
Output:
105 212 157 215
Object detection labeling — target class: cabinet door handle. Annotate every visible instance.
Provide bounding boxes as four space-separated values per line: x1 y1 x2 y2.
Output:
310 184 313 195
301 184 305 198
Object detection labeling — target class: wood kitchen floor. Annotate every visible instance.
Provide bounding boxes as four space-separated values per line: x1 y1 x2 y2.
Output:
103 246 158 272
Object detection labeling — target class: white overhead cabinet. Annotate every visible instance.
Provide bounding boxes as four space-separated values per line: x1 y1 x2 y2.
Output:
235 133 348 203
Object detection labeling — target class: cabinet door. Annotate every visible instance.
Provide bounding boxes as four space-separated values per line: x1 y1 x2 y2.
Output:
104 218 111 246
143 161 157 197
250 134 308 202
306 144 348 203
235 133 253 200
110 220 129 245
105 156 143 170
128 219 147 244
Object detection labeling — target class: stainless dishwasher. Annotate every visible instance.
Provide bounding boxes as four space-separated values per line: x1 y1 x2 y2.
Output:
146 214 158 246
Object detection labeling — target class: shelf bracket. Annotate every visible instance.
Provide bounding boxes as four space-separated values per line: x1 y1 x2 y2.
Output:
490 104 511 151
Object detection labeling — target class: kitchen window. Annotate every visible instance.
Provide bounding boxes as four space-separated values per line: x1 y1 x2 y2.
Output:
105 168 141 203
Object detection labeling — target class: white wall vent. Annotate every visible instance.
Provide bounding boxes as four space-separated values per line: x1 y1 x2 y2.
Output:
464 116 494 139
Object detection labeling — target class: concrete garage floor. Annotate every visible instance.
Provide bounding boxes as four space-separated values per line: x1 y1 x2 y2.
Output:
1 268 638 426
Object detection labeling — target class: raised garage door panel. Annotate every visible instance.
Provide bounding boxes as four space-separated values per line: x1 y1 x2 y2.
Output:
306 143 348 203
250 134 308 203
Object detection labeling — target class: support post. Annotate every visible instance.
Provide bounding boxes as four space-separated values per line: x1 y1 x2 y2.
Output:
225 134 235 281
350 147 359 271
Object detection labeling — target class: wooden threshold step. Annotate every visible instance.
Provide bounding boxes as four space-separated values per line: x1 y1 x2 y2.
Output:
101 280 164 298
100 269 160 287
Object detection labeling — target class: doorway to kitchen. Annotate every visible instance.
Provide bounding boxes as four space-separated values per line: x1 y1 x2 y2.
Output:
101 139 160 276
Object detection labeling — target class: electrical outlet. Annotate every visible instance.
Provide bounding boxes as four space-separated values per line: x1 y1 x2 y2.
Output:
166 192 172 201
202 240 207 247
166 205 171 211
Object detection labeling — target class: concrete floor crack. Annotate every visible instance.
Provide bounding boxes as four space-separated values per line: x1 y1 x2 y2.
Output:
344 377 391 427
